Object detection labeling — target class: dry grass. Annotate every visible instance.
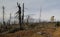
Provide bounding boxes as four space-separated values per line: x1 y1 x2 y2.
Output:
0 28 56 37
52 27 60 37
0 22 56 37
0 30 34 37
31 33 45 37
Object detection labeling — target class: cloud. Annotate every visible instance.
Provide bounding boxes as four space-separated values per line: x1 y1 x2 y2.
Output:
0 0 60 22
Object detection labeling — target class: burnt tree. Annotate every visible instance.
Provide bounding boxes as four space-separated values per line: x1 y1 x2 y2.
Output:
22 3 24 24
17 2 23 30
2 6 5 25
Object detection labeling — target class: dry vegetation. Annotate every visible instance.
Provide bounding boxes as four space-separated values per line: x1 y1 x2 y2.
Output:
0 27 56 37
0 22 60 37
52 27 60 37
0 30 54 37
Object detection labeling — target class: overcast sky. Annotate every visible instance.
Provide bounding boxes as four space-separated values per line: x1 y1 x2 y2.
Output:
0 0 60 21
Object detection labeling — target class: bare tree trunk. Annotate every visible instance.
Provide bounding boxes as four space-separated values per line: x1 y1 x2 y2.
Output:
2 6 5 25
22 3 24 24
27 15 30 24
17 2 23 30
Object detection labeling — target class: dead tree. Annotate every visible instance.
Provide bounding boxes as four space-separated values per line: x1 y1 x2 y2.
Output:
25 14 35 24
22 3 24 24
39 7 42 23
9 13 11 25
27 15 30 24
2 6 5 25
17 2 23 30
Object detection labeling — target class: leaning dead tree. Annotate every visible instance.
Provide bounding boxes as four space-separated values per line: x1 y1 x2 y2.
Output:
17 2 23 30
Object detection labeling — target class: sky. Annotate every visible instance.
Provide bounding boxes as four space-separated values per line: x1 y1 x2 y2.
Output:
0 0 60 22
